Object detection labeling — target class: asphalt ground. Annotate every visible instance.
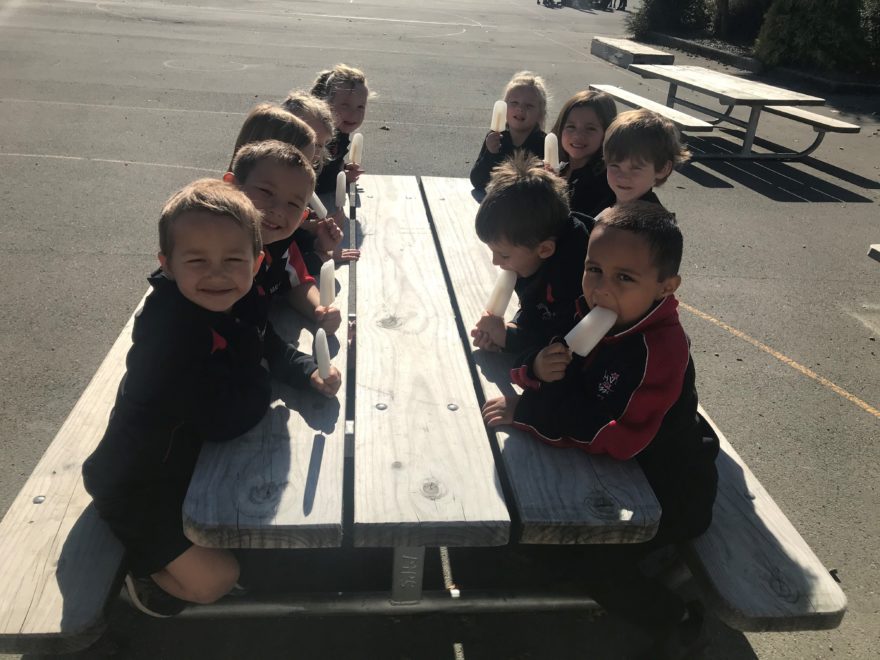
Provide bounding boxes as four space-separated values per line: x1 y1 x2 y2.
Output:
1 0 878 658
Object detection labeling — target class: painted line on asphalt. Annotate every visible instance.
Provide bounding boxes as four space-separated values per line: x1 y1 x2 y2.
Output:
0 97 245 116
0 152 216 172
680 301 880 419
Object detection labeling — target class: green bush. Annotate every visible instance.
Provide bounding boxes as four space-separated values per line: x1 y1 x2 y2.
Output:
863 0 880 70
626 0 711 39
726 0 773 42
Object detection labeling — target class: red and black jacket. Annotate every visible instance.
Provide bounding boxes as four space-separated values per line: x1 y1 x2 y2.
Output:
257 235 316 297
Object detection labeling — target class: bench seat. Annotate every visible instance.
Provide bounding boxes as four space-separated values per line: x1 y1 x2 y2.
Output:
589 84 714 132
590 37 674 69
763 105 860 133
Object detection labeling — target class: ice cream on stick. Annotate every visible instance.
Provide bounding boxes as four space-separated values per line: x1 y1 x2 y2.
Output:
485 269 517 317
490 100 507 132
310 193 327 219
564 306 617 357
319 260 335 307
315 328 331 379
335 171 347 211
349 133 364 166
544 132 560 172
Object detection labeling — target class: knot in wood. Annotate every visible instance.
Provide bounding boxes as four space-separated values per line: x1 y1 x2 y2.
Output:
421 479 447 500
585 491 619 520
391 461 403 469
248 481 281 506
378 315 402 329
768 566 800 603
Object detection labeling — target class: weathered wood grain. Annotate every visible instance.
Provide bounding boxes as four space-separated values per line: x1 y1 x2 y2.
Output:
590 37 674 68
353 175 510 547
420 176 662 544
763 105 861 133
183 265 350 549
683 406 848 631
589 84 714 132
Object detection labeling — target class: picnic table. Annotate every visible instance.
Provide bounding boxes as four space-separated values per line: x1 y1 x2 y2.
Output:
869 244 880 263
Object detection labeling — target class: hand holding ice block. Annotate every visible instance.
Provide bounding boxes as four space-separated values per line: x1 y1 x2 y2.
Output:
335 171 347 211
315 328 331 379
544 132 559 172
349 133 364 166
319 259 335 307
490 100 507 132
485 269 517 317
310 193 327 219
564 306 617 357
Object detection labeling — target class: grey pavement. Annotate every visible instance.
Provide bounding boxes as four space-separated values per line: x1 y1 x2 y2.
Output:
1 0 878 658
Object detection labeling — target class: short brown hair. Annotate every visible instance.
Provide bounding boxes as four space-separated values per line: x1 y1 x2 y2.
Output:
596 201 682 280
230 139 317 190
281 90 335 173
228 103 316 172
475 152 570 247
551 90 618 168
159 179 262 258
603 110 691 185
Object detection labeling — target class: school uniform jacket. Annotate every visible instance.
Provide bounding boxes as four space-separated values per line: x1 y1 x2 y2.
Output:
258 235 316 296
315 131 351 196
469 127 546 191
562 155 616 218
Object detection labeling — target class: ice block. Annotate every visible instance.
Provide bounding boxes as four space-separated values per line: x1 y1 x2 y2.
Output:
349 132 364 165
490 100 507 132
315 328 331 379
564 306 617 357
485 269 517 317
335 171 347 210
319 259 335 307
544 132 559 172
310 193 327 219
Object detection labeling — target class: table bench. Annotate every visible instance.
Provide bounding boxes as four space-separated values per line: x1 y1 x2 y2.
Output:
869 244 880 263
589 83 714 133
0 175 846 654
590 37 674 68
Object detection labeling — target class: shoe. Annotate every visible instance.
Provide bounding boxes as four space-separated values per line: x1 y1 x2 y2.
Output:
123 573 187 618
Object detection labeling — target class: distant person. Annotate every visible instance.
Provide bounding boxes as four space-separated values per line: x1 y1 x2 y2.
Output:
470 71 550 191
550 90 618 218
482 202 718 658
471 153 590 357
82 179 339 618
616 0 628 10
603 109 691 209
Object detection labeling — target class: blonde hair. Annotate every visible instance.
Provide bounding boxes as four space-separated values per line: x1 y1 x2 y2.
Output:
281 90 335 173
603 110 691 185
228 103 316 172
503 71 550 129
310 64 369 101
159 179 262 258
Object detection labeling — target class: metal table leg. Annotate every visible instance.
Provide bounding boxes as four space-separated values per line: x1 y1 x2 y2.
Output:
741 106 762 154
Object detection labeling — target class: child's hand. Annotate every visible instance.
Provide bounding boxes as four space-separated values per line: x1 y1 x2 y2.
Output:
534 342 572 382
470 328 502 352
310 365 342 397
330 208 346 228
315 218 343 252
333 247 361 263
482 394 521 427
344 163 364 184
301 209 321 234
315 305 342 335
485 131 502 154
474 312 506 348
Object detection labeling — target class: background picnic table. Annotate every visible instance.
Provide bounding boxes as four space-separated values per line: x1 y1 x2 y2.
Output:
1 0 878 658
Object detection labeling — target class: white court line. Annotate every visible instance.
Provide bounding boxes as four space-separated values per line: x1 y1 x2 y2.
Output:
0 97 245 116
0 152 215 172
0 0 27 25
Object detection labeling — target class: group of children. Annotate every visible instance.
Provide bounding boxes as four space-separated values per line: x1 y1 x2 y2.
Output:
470 71 719 657
82 62 717 657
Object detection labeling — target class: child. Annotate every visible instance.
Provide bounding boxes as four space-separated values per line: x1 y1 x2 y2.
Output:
222 140 343 336
482 202 718 657
227 103 317 171
470 71 549 192
550 90 618 217
603 109 691 207
470 153 590 356
82 179 341 618
310 64 370 196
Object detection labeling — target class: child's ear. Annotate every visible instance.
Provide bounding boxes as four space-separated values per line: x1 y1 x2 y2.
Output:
537 239 556 260
157 252 173 277
253 251 265 275
222 171 237 185
657 160 674 182
657 274 681 299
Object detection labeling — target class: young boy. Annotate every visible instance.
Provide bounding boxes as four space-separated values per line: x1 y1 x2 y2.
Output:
82 179 341 618
470 153 591 356
483 202 718 657
222 140 342 336
603 109 691 207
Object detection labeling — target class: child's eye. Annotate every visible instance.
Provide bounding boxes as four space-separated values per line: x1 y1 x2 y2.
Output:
186 258 205 265
225 257 244 263
586 265 601 274
617 273 635 282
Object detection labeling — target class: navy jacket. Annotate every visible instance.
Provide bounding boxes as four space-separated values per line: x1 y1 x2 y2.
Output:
469 127 546 191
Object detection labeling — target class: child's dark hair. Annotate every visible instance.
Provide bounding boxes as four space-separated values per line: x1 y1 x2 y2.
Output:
595 201 682 279
475 152 570 247
228 103 316 172
310 64 369 101
231 139 317 190
159 179 262 258
603 110 691 185
550 90 618 168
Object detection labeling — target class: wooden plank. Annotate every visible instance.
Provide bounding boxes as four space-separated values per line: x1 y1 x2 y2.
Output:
353 175 510 547
590 37 674 68
420 176 662 544
683 406 848 632
763 106 861 133
869 244 880 263
183 265 350 549
590 84 714 132
630 64 825 106
0 297 147 654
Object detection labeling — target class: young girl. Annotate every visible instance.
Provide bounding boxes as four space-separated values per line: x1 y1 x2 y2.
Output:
281 90 335 175
310 64 370 196
470 71 549 192
227 103 317 172
550 90 618 218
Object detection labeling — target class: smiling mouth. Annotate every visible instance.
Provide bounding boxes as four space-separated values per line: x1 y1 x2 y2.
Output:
261 220 283 231
199 288 234 296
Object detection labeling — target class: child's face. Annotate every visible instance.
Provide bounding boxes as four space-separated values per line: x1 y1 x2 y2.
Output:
331 84 368 134
301 113 333 169
606 157 673 204
561 106 605 164
233 161 313 245
160 211 261 314
486 237 555 279
582 225 679 327
505 86 541 133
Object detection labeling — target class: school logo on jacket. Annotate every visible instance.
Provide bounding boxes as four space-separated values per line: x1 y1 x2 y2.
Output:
597 370 620 399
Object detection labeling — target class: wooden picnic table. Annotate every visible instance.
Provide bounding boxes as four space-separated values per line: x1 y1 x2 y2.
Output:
869 244 880 263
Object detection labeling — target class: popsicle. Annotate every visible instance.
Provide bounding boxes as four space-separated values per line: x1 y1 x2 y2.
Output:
564 306 617 357
315 328 331 379
310 193 327 219
335 171 347 211
349 132 364 166
485 269 517 317
490 100 507 132
319 259 335 307
544 132 560 172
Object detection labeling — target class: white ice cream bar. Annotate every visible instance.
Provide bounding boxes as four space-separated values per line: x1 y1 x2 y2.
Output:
485 269 517 317
315 328 331 379
349 132 364 165
490 100 507 132
564 306 617 357
544 132 560 172
310 193 327 219
319 259 335 307
335 171 347 210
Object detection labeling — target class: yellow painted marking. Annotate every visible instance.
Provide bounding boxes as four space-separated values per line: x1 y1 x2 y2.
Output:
680 301 880 420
